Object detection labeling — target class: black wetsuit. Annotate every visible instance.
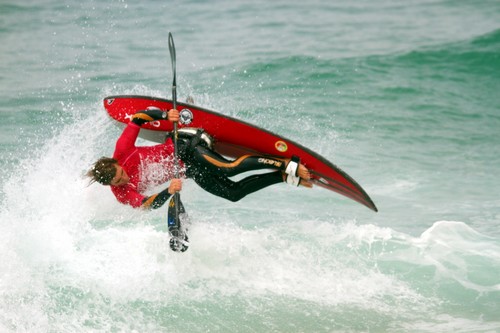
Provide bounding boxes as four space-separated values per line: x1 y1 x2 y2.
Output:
177 136 285 202
129 109 287 209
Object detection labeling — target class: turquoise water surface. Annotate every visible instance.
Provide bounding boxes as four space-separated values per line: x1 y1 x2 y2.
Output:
1 1 499 332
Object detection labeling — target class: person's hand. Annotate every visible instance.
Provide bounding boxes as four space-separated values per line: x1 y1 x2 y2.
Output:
168 178 182 194
168 109 179 123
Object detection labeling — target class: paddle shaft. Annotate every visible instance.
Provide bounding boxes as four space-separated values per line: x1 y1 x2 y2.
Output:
168 32 180 224
168 32 179 172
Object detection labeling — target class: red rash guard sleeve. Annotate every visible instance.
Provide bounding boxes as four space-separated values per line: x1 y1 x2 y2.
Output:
114 122 140 160
111 185 145 208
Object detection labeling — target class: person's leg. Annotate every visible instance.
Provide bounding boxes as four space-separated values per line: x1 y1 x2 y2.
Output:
178 141 312 201
190 145 287 177
190 170 283 202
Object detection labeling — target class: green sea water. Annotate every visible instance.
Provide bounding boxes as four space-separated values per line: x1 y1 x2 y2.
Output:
1 1 500 332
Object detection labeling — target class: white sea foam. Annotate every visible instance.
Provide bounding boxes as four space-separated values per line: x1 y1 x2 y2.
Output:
2 97 499 331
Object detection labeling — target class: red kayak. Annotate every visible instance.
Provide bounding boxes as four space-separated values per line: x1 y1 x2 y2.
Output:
104 95 377 212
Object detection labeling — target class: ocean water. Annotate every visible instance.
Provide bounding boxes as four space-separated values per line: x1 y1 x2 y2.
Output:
1 0 500 332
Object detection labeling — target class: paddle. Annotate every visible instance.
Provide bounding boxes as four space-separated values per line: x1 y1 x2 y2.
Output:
167 32 188 252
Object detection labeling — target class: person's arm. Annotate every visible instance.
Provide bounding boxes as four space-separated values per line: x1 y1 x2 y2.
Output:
140 179 182 209
115 108 180 160
131 108 179 126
